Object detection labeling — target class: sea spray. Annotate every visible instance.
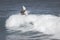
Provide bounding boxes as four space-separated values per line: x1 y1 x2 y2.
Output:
5 14 37 32
5 14 60 39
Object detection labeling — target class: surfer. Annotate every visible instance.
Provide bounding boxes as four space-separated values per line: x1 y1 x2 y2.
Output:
20 6 34 25
20 6 29 15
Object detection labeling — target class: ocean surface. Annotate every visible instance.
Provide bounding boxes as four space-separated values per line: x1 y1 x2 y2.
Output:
0 0 60 40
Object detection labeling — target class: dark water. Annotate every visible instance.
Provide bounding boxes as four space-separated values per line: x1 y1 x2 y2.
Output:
0 0 60 40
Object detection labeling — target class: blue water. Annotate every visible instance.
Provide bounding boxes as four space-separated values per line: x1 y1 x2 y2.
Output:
0 0 60 40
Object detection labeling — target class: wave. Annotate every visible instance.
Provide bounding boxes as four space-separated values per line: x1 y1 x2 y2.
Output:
5 13 60 39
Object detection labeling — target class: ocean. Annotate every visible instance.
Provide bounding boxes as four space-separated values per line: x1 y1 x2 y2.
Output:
0 0 60 40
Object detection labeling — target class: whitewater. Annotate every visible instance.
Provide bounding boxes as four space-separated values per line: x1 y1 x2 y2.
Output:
5 13 60 39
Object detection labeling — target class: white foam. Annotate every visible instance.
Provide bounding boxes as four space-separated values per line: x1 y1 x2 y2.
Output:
5 14 60 39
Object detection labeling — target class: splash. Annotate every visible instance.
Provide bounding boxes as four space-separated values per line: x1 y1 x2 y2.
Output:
5 14 60 39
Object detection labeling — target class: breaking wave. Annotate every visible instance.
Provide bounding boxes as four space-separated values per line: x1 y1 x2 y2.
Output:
5 13 60 39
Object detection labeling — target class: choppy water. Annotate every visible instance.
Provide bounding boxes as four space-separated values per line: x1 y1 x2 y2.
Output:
0 0 60 40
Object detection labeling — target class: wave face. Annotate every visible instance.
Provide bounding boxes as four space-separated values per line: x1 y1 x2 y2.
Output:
5 13 60 39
